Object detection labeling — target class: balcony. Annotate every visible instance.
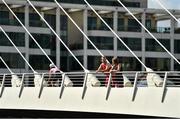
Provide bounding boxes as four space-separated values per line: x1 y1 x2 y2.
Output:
147 27 170 33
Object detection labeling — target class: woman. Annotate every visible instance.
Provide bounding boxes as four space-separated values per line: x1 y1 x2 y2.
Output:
96 56 111 86
109 57 121 87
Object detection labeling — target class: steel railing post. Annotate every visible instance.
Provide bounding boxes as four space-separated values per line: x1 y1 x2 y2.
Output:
82 72 88 99
60 73 66 99
19 73 25 98
38 73 45 98
106 73 112 100
0 74 6 97
161 72 168 103
132 72 139 101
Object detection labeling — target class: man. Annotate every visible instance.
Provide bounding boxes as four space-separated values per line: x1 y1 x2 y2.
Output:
48 64 61 87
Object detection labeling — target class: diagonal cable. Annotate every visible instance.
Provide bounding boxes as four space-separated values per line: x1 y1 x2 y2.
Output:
0 26 35 73
84 0 147 69
54 0 104 57
0 56 13 74
155 0 180 26
116 0 180 66
2 0 57 70
27 0 88 72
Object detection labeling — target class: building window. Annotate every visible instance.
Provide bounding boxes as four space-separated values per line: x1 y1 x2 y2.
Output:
174 40 180 53
29 55 54 70
174 59 180 71
87 56 113 70
13 12 25 25
146 19 151 29
118 38 142 51
68 56 83 71
88 17 97 30
118 18 124 31
57 0 140 7
29 13 46 27
124 2 140 8
0 32 25 47
0 11 9 25
88 36 113 50
44 14 56 29
0 53 25 69
128 19 141 32
146 39 170 52
145 58 170 71
99 18 113 30
60 56 68 71
61 15 68 30
119 57 141 71
29 34 51 49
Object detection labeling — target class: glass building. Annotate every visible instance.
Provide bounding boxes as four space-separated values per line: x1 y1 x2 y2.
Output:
0 0 180 73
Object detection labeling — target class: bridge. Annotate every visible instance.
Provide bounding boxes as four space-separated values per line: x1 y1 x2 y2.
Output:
0 71 179 118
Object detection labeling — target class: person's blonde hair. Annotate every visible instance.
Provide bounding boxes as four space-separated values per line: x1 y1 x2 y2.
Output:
112 57 119 64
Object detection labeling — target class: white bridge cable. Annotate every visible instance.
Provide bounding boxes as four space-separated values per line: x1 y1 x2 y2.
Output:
0 56 13 74
27 0 87 72
155 0 180 26
0 26 35 73
2 0 58 71
54 0 104 58
116 0 180 65
84 0 147 69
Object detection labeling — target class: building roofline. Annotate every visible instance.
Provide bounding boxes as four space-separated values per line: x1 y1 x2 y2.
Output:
1 0 180 15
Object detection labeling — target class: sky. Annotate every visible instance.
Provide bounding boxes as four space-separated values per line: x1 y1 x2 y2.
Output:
148 0 180 9
148 0 180 27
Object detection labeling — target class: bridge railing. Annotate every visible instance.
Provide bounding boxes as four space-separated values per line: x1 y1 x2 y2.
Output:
0 71 179 88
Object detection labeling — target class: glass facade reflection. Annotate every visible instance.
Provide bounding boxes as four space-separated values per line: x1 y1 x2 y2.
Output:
174 40 180 53
88 36 113 50
120 57 142 71
0 0 180 72
146 39 170 52
36 0 141 8
118 18 124 31
88 17 97 30
146 58 170 71
174 59 180 71
29 34 51 49
0 53 25 68
128 19 141 32
68 56 83 71
118 38 141 51
0 32 25 46
29 55 55 70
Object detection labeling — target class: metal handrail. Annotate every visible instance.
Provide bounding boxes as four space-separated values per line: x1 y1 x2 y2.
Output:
0 71 178 86
0 71 179 99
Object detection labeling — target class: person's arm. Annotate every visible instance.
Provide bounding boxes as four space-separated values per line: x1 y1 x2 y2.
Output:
110 63 121 73
96 64 102 73
103 63 111 72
